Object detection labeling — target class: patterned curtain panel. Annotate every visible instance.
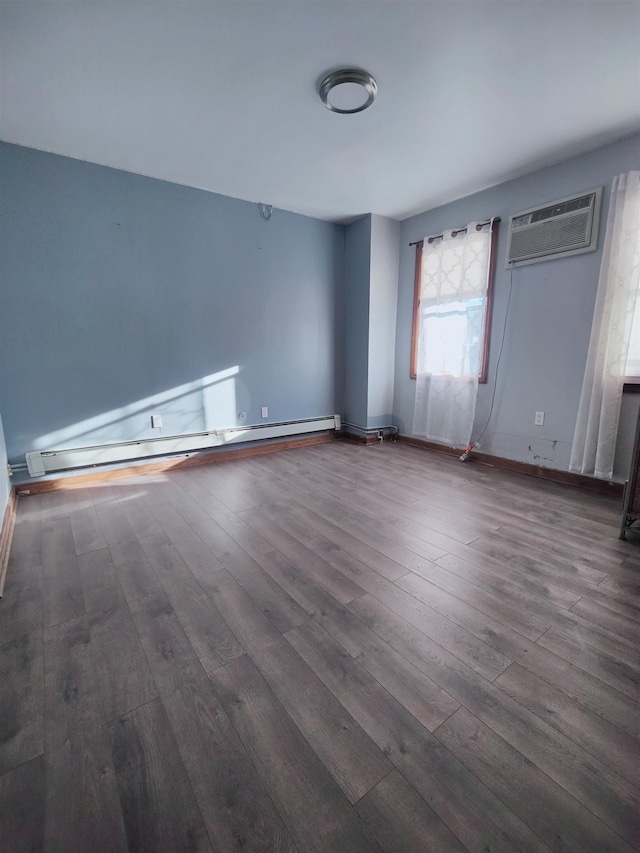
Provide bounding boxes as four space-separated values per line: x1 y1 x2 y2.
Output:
412 224 491 447
570 171 640 480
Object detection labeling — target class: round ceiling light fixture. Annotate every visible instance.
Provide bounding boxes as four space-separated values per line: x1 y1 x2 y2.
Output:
319 68 377 114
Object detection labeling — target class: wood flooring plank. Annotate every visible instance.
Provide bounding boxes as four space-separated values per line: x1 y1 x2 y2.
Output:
536 627 640 702
281 456 491 548
255 525 512 684
433 554 639 661
162 519 227 578
68 489 109 555
468 532 608 586
109 698 213 853
93 491 138 548
486 516 629 567
495 662 640 787
436 550 583 610
12 494 42 521
0 571 44 777
259 501 409 582
137 531 199 587
349 594 640 846
573 585 640 626
233 567 309 634
398 568 551 641
435 707 634 853
43 616 104 751
539 612 640 669
570 596 640 645
359 568 640 740
189 468 257 514
384 502 494 547
42 555 85 628
238 507 366 603
5 515 42 576
210 654 383 853
355 769 467 853
41 517 75 569
109 539 160 602
43 616 128 853
191 518 266 583
38 489 69 522
280 485 450 571
372 575 513 681
285 618 548 853
158 479 213 526
205 503 276 558
130 590 296 852
163 573 245 671
201 569 391 802
140 482 188 527
599 570 640 598
255 548 460 732
251 636 392 804
435 535 607 604
0 755 44 853
113 486 164 540
78 549 159 720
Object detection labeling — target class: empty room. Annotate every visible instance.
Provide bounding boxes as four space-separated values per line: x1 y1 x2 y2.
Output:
1 1 640 851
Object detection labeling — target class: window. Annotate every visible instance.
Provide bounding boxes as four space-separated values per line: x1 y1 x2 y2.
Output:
410 220 498 383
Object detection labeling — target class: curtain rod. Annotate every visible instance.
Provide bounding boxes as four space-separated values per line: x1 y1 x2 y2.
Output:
409 217 500 247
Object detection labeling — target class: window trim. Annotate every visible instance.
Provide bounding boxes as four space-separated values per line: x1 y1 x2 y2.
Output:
410 221 499 383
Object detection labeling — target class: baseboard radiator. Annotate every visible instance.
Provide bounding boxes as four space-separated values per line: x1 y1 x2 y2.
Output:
25 415 341 477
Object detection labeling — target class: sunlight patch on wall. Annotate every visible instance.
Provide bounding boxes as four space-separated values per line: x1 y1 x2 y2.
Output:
31 367 240 451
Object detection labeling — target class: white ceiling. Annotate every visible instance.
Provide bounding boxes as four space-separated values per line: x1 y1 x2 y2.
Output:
1 1 639 222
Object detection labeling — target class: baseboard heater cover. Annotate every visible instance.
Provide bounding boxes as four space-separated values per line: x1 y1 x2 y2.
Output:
25 415 341 477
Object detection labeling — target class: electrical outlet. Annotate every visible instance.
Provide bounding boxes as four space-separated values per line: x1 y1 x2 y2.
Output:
261 407 269 418
535 411 544 426
151 414 163 429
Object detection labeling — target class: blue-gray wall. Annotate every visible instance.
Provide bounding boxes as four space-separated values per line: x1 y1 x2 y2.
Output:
394 133 640 476
343 215 371 429
0 142 345 464
2 135 638 481
0 412 10 521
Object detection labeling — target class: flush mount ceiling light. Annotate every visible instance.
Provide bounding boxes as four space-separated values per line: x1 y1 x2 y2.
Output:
319 68 377 114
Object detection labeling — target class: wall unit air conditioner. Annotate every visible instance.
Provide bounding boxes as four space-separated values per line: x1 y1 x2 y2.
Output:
506 187 602 268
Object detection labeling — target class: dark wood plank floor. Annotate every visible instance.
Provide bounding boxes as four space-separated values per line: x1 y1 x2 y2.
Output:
1 440 639 852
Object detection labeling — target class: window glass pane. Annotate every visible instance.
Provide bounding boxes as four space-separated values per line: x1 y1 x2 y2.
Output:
418 297 485 377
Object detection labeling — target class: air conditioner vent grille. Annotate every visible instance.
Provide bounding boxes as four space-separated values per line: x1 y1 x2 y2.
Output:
529 194 592 223
509 211 591 260
506 187 602 267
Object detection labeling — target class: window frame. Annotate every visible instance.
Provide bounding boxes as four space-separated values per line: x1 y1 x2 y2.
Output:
410 222 499 383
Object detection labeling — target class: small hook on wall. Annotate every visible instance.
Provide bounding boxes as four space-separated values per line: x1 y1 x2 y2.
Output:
258 203 273 221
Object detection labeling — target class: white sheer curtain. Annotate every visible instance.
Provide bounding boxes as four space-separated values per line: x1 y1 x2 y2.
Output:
412 223 491 447
570 171 640 480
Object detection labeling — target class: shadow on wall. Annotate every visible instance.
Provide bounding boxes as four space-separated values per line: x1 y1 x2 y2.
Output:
30 366 241 453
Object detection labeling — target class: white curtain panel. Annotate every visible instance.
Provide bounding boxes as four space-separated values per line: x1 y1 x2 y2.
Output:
570 171 640 480
412 223 491 447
